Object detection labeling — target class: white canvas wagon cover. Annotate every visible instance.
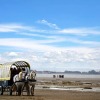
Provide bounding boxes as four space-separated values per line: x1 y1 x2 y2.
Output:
0 61 30 81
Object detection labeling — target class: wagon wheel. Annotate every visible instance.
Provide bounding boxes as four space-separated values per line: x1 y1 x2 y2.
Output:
5 86 10 95
0 86 3 95
30 86 34 96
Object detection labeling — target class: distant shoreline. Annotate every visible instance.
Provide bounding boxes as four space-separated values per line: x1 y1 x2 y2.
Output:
36 71 100 75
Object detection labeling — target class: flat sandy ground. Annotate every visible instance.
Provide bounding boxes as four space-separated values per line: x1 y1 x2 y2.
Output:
0 77 100 100
0 89 100 100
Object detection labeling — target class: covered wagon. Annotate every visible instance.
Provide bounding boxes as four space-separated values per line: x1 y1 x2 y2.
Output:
0 61 36 95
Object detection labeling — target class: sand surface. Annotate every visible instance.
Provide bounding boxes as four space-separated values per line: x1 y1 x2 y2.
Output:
0 77 100 100
0 89 100 100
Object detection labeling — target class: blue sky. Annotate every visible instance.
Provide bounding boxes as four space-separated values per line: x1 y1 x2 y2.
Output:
0 0 100 71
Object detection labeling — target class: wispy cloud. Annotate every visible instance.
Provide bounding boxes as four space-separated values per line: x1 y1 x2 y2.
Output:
0 23 51 34
0 22 100 48
59 27 100 36
37 19 60 29
0 38 61 51
0 37 99 53
65 37 100 46
0 23 100 36
0 23 21 32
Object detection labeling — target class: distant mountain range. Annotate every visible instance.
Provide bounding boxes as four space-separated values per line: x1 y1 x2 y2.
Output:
36 70 100 75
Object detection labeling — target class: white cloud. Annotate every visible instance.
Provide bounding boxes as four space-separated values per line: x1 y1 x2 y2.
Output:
18 32 48 38
8 52 18 57
0 23 100 37
0 37 99 52
0 23 55 35
0 23 39 33
64 37 100 46
18 32 63 40
59 27 100 36
0 23 24 32
0 47 100 71
37 19 60 29
0 38 61 51
0 22 100 71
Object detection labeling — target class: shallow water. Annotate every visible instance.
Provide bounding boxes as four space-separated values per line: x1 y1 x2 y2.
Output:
50 87 100 92
37 73 100 79
35 84 100 92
